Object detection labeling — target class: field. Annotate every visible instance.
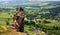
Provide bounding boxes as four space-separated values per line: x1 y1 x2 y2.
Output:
0 1 60 35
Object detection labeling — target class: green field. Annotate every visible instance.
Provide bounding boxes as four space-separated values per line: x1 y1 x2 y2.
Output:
0 1 60 35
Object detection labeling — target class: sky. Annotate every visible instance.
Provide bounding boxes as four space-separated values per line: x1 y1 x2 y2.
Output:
0 0 60 1
29 0 60 1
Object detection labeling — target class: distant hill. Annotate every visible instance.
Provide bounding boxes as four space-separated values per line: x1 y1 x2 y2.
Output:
0 1 60 8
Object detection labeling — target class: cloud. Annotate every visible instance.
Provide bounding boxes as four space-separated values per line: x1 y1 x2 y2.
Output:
0 0 12 1
29 0 40 1
41 0 60 1
0 0 60 2
29 0 60 1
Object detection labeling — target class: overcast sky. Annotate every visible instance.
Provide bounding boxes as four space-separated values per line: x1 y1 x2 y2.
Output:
0 0 60 1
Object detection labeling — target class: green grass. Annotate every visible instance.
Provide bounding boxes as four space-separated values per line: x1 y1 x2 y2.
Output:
0 5 60 35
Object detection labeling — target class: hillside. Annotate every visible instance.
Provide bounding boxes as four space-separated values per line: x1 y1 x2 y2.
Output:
0 1 60 35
